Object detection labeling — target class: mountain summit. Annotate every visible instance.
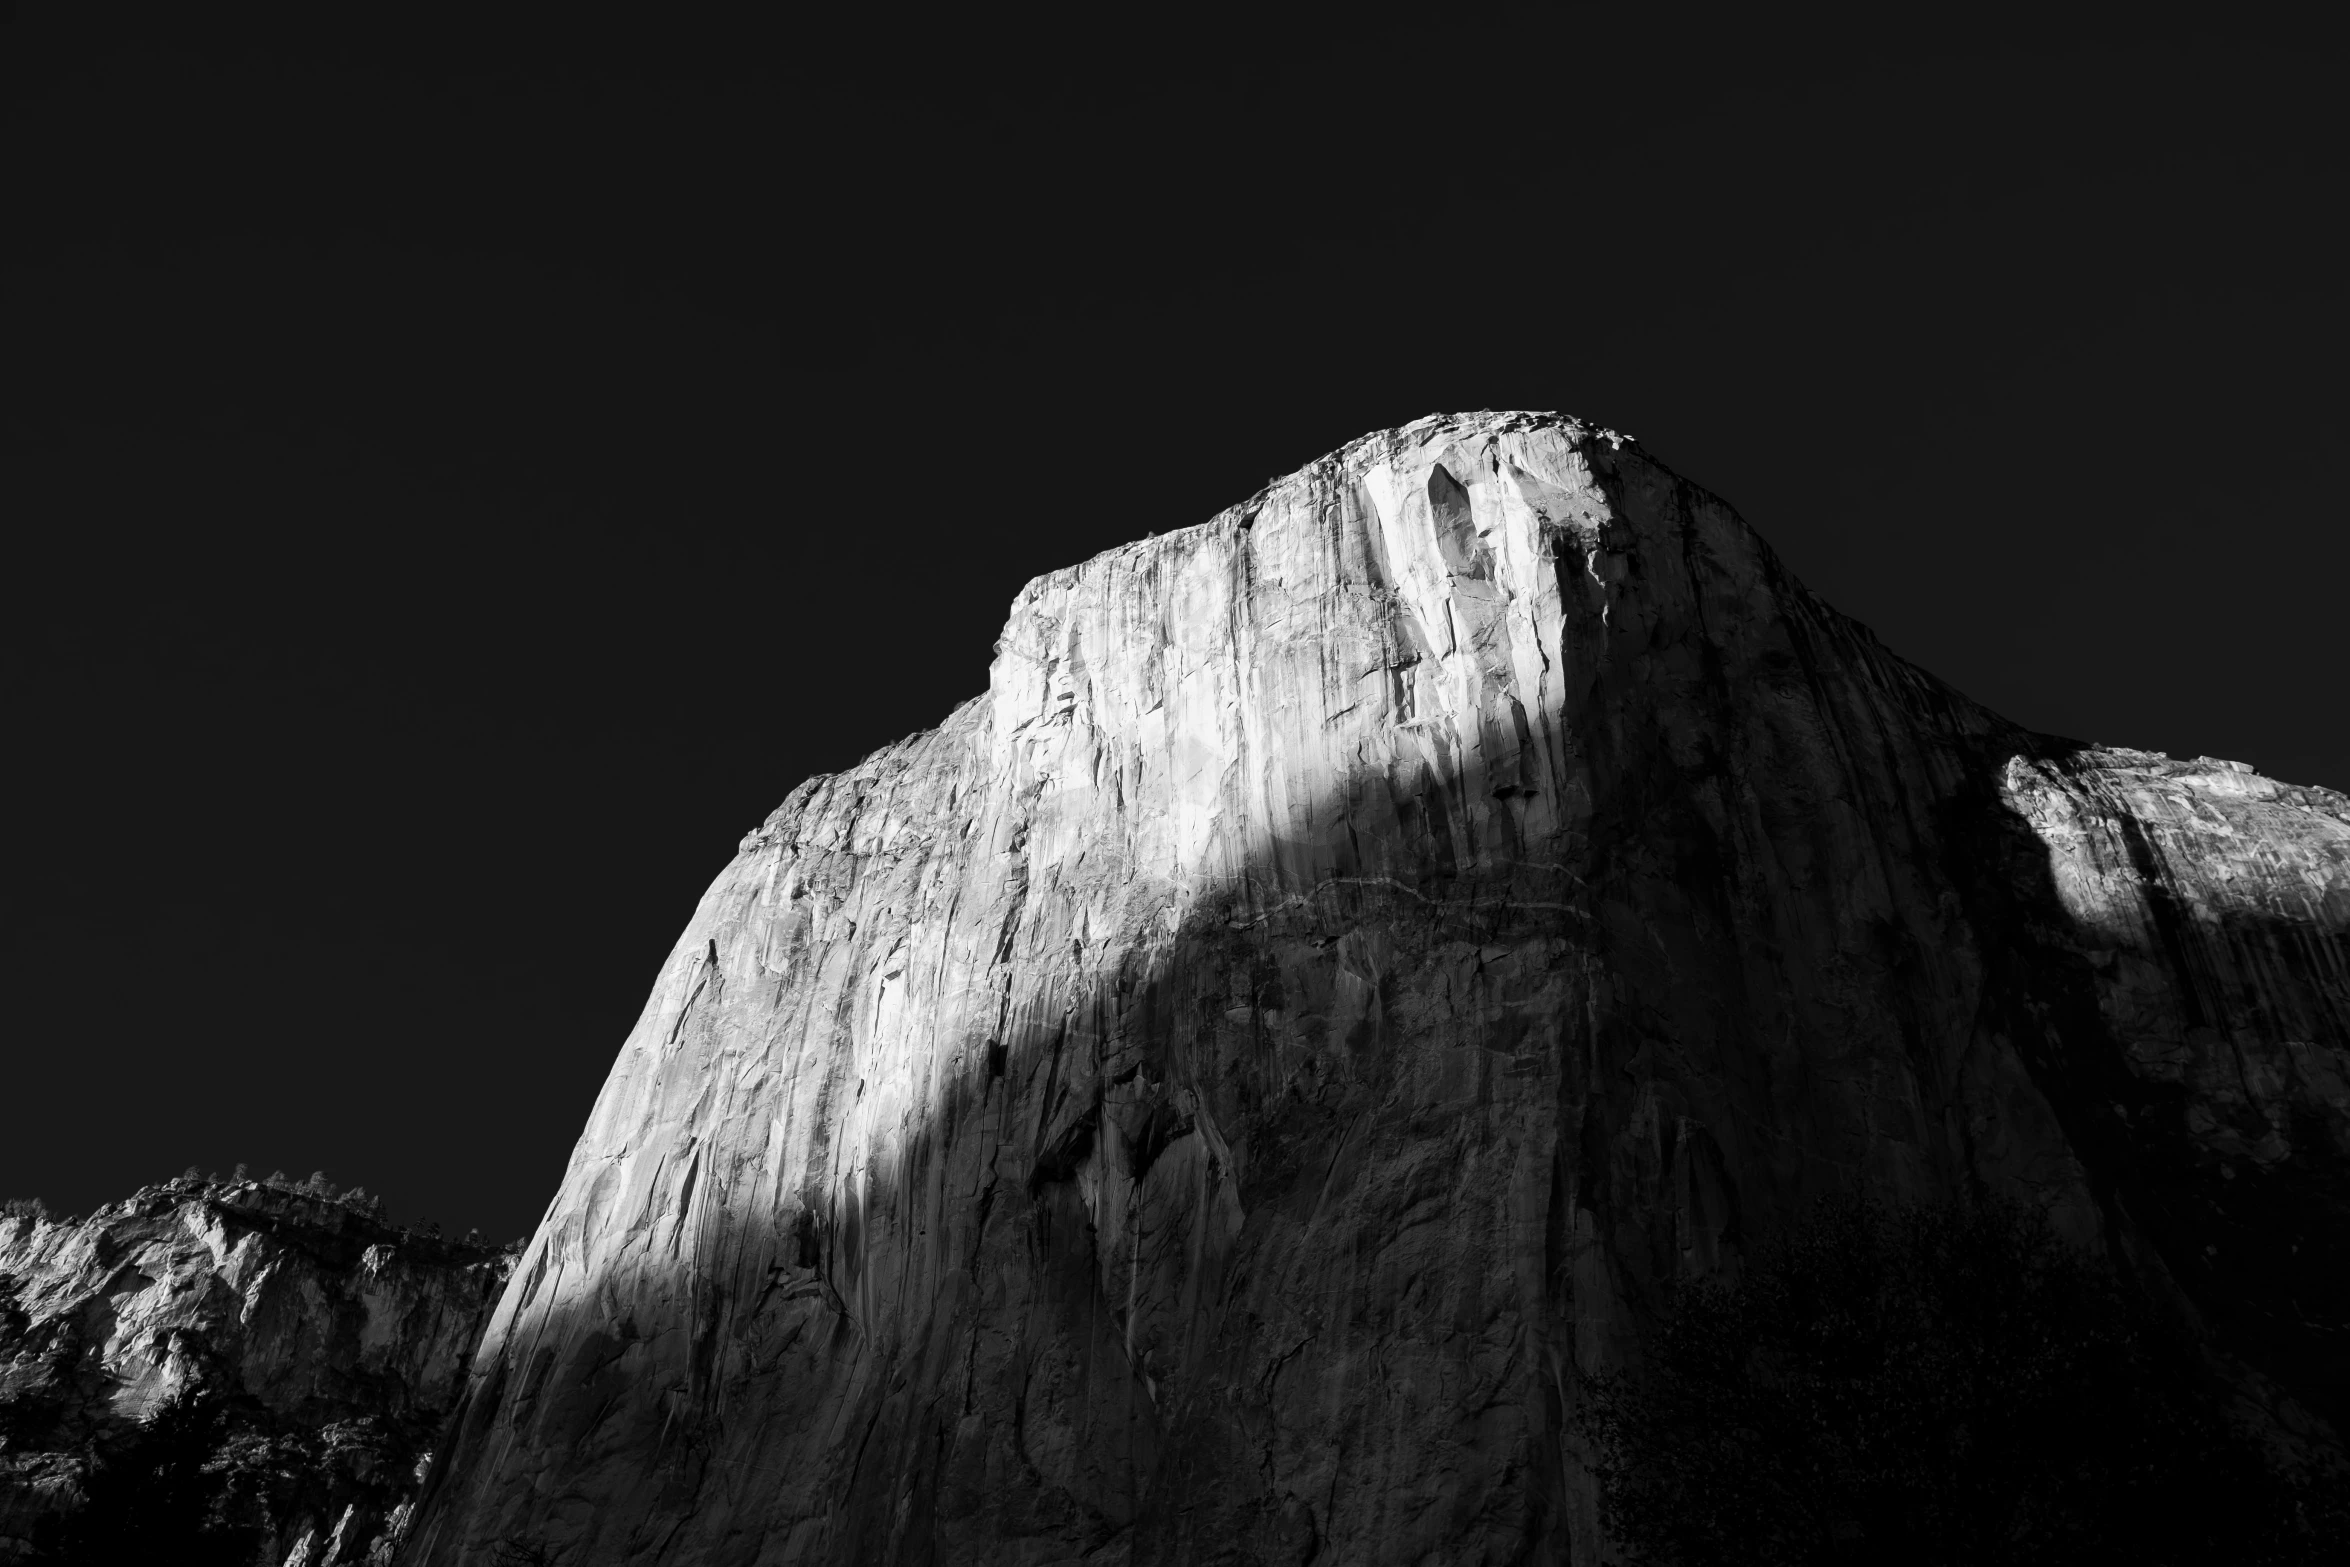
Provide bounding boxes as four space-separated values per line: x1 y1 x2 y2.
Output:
401 412 2350 1563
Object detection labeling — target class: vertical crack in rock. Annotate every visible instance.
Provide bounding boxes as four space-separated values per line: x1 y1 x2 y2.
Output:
400 411 2350 1565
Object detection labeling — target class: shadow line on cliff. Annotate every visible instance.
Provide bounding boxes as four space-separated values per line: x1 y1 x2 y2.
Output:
1945 740 2350 1437
404 451 2012 1566
400 436 2350 1564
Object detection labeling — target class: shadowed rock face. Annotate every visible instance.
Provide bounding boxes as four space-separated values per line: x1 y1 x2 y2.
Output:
0 1178 512 1561
401 411 2350 1565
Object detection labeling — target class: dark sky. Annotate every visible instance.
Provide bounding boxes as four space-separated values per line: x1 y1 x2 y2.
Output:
7 6 2344 1239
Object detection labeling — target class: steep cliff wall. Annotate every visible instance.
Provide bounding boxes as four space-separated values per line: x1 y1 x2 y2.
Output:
0 1178 512 1561
404 411 2350 1564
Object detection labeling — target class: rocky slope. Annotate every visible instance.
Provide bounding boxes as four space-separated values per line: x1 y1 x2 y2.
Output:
0 1177 512 1562
402 411 2350 1564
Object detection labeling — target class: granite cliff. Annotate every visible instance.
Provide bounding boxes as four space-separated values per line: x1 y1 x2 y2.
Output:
0 1176 512 1562
403 411 2350 1563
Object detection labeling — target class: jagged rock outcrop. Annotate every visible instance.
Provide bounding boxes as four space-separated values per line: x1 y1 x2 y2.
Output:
0 1178 512 1562
403 411 2350 1564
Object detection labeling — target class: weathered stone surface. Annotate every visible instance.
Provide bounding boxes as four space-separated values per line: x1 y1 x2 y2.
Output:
403 411 2350 1564
0 1177 511 1561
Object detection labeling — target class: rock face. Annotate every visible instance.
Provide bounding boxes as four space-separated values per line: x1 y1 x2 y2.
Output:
0 1178 511 1561
402 411 2350 1564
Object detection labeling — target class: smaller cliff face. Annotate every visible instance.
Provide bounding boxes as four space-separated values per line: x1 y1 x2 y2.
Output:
0 1178 513 1563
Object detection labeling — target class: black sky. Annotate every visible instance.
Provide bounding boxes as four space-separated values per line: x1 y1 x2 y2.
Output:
7 5 2345 1240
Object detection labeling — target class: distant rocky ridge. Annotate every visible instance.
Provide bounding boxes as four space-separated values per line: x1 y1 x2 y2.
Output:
0 1175 513 1563
395 410 2349 1563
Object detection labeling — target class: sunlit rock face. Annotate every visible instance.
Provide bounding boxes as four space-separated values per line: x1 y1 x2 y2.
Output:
402 411 2350 1565
0 1178 511 1560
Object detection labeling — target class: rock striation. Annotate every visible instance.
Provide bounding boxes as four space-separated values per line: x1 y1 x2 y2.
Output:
0 1177 512 1562
403 411 2350 1564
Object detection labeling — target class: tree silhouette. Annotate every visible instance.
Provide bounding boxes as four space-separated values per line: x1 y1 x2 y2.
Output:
29 1390 259 1565
1577 1199 2345 1565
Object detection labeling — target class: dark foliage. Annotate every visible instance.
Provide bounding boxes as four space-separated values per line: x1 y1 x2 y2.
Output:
1577 1199 2348 1565
17 1388 433 1564
0 1282 60 1451
28 1391 259 1566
